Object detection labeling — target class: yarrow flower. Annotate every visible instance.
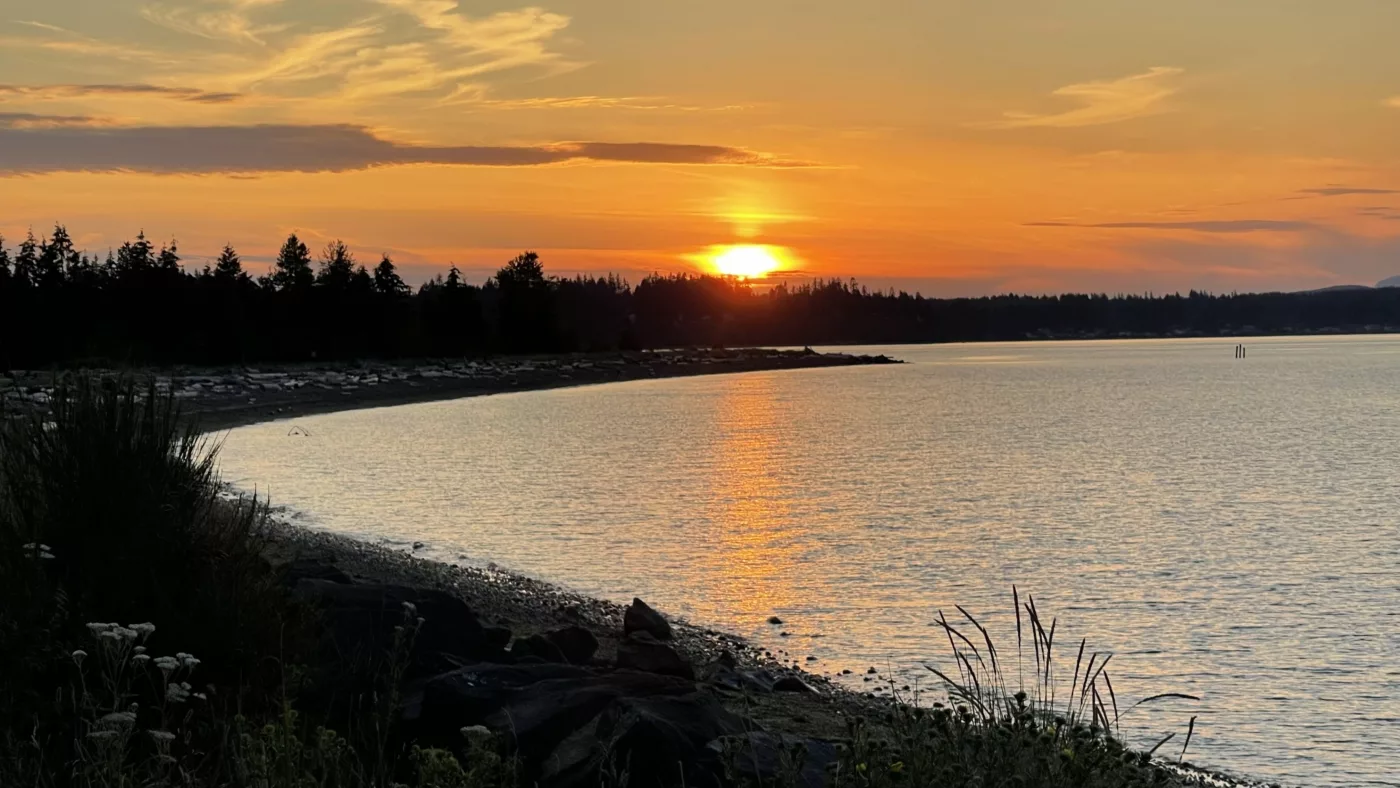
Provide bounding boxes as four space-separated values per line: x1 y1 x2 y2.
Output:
166 684 190 703
71 649 87 666
132 654 151 666
86 623 113 635
86 730 118 741
153 656 179 674
401 601 417 615
99 712 137 728
147 730 176 743
130 622 156 640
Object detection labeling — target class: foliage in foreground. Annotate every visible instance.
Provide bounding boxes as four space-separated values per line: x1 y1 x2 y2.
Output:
0 375 1207 787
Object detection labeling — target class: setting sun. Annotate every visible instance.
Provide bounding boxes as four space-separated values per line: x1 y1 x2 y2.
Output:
709 245 785 279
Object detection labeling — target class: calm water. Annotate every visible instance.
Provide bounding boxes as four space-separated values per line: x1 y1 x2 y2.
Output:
219 337 1400 787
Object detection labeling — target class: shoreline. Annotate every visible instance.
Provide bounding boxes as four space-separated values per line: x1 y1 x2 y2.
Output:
262 517 1265 788
0 348 901 433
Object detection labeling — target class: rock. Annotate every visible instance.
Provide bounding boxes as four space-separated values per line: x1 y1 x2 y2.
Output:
407 662 700 787
623 598 672 641
544 625 599 665
278 557 353 585
292 579 505 678
767 616 784 625
511 634 568 664
482 626 513 649
595 693 746 787
772 676 816 693
617 633 694 680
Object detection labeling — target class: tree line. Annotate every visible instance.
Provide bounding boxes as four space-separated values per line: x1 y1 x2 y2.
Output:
4 224 1400 368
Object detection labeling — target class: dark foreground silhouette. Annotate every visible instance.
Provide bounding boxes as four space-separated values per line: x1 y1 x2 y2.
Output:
4 225 1400 369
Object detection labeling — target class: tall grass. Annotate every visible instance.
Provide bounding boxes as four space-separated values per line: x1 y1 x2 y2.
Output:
831 588 1204 787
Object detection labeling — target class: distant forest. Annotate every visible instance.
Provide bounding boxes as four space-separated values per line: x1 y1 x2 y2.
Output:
4 225 1400 368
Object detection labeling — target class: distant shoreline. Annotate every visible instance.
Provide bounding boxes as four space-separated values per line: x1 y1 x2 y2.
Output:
0 348 900 433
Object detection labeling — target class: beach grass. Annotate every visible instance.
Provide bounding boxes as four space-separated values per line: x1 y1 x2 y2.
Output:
1 374 1214 788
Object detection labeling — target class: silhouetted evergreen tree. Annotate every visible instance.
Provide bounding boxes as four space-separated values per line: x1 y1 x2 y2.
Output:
271 234 314 291
315 240 356 290
13 231 38 290
213 245 248 284
373 254 409 297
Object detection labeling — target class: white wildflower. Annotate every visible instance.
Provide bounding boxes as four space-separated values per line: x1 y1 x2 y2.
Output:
165 684 189 703
130 622 156 639
114 627 138 641
181 655 200 669
147 730 176 743
21 542 51 551
39 551 54 560
98 631 120 643
153 656 178 673
86 730 118 741
460 725 494 744
132 654 151 666
71 649 87 665
99 712 136 728
134 646 147 655
401 601 417 615
193 692 207 701
86 623 113 634
175 652 192 661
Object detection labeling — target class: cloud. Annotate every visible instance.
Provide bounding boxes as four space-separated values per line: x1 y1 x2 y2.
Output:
1296 186 1399 197
1026 219 1318 233
0 112 108 129
0 84 242 104
3 21 173 63
140 0 289 46
0 123 810 174
1385 97 1400 109
983 67 1183 129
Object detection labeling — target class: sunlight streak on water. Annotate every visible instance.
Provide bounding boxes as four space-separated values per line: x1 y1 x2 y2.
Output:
219 336 1400 787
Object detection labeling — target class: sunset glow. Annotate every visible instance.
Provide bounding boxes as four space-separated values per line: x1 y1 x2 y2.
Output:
2 2 1400 294
709 245 785 279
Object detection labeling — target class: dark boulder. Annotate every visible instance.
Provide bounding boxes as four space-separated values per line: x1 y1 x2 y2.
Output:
406 661 701 787
280 556 353 585
511 634 569 664
545 625 600 665
482 626 513 649
292 579 505 676
596 693 747 788
623 597 672 641
772 675 817 693
617 633 694 680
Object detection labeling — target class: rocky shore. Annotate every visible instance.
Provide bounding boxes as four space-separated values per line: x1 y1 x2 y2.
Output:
0 348 900 432
263 519 885 788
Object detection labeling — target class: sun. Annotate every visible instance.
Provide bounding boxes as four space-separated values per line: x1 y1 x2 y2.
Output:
710 245 784 278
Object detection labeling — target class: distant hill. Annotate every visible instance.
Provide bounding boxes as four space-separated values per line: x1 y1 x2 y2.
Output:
1299 284 1372 294
1378 276 1400 288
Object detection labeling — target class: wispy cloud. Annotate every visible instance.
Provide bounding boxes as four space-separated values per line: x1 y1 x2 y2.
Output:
445 93 747 112
0 111 110 129
3 20 174 63
0 83 242 103
1296 186 1399 197
1026 219 1317 233
0 123 811 174
983 67 1184 129
140 0 289 46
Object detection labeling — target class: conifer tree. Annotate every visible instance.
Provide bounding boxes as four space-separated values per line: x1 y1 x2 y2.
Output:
272 233 313 291
373 254 409 296
14 230 39 288
213 244 246 283
315 239 355 290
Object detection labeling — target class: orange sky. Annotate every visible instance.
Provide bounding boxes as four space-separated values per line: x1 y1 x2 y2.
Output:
2 0 1400 295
